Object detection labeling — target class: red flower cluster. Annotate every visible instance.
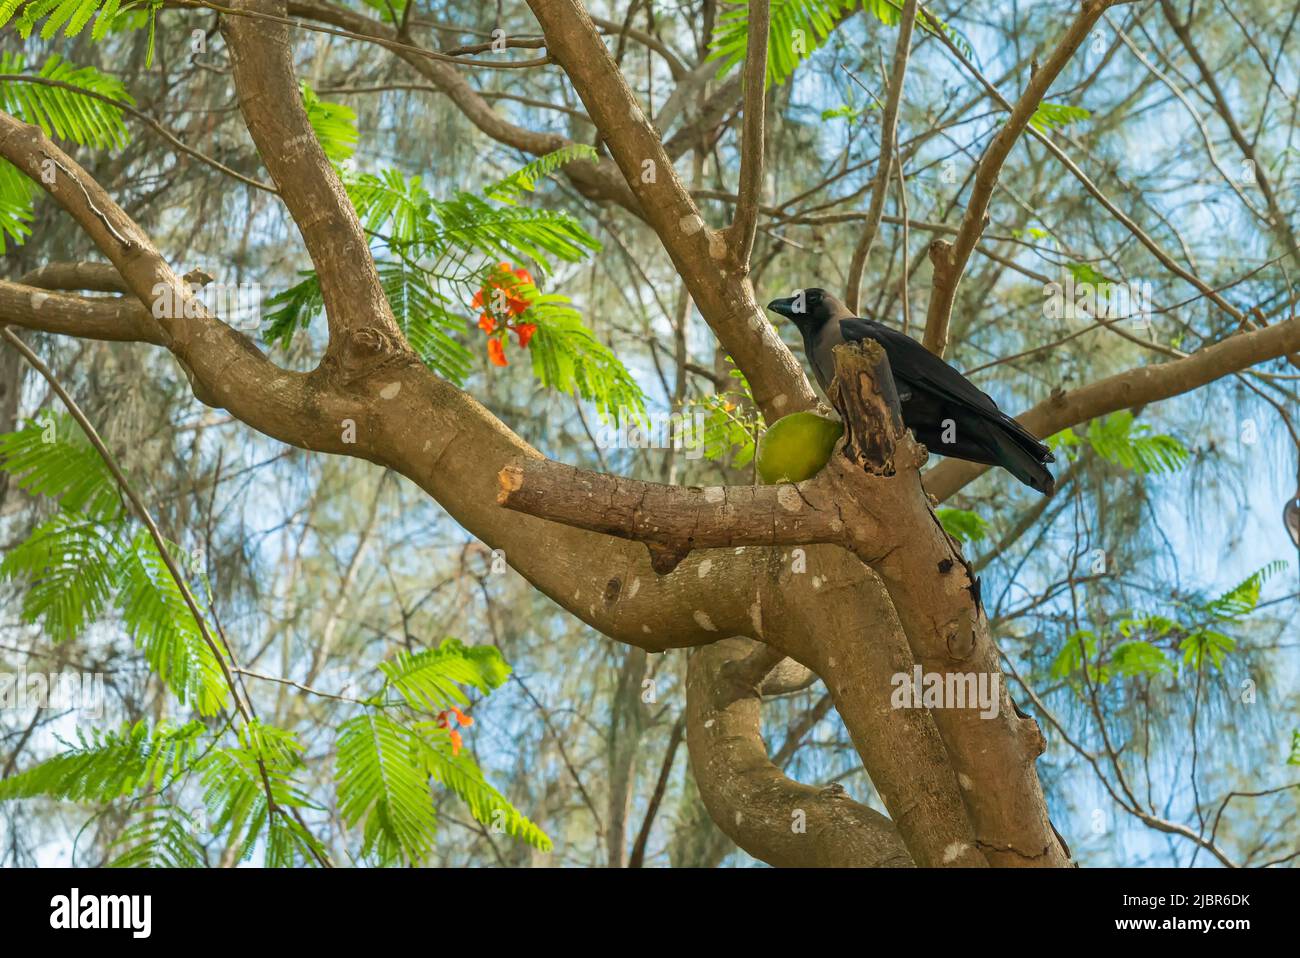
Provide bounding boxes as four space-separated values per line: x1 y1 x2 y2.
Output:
435 705 473 756
471 263 538 367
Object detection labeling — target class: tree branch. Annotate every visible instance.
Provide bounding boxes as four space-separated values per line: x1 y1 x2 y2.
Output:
922 0 1120 357
924 314 1300 500
844 0 917 314
524 0 816 421
686 640 913 867
222 0 407 376
727 0 770 265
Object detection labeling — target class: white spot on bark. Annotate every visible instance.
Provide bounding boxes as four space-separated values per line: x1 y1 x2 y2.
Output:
812 576 822 589
748 602 762 635
693 610 717 632
704 719 715 728
30 292 48 310
777 485 803 512
942 842 970 864
379 381 401 400
958 773 974 790
628 577 641 598
679 213 705 235
734 546 745 554
642 624 651 633
707 232 727 259
698 559 713 578
704 486 725 503
773 394 787 409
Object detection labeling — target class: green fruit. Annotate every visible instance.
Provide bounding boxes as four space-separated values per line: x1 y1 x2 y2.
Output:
757 412 844 484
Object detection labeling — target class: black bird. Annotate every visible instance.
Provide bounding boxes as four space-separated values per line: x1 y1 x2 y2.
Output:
767 288 1055 495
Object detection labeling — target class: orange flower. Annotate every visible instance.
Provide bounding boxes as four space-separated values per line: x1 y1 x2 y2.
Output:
471 264 543 369
512 323 537 348
473 264 534 320
436 706 473 756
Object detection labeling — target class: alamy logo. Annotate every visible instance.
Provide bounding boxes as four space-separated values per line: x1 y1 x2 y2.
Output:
890 666 1000 718
595 408 708 460
50 888 151 938
1042 275 1153 327
0 671 104 718
151 280 262 330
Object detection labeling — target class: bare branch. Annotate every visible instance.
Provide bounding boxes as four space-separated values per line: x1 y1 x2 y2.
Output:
922 0 1120 357
728 0 771 264
844 0 918 314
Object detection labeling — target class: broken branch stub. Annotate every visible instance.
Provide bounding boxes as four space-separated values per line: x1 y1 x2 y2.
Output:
827 339 907 474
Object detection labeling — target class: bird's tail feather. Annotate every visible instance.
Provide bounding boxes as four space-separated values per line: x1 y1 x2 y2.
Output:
996 411 1055 463
988 427 1055 495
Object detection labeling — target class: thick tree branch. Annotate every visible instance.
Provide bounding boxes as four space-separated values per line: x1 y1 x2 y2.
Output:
500 338 1068 865
925 314 1300 500
687 640 913 867
222 0 407 375
524 0 815 421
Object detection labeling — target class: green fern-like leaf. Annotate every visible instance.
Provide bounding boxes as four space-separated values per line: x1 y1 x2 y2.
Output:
1086 411 1189 475
0 412 122 518
1201 561 1286 620
0 158 37 252
117 530 229 716
198 720 319 864
109 805 209 867
0 719 205 802
0 52 135 251
484 144 600 203
378 637 511 712
689 392 759 467
336 711 440 865
710 0 853 88
0 52 134 149
300 81 357 162
347 168 433 249
378 262 476 384
261 264 475 384
1029 101 1091 133
414 726 552 852
0 513 119 642
709 0 969 88
348 164 601 272
428 191 601 273
501 278 645 423
260 271 324 350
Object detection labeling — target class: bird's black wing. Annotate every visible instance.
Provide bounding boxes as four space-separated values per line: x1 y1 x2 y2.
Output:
838 319 998 413
838 318 1050 457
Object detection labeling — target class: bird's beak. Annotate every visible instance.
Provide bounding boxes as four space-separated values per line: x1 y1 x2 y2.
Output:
766 296 795 320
